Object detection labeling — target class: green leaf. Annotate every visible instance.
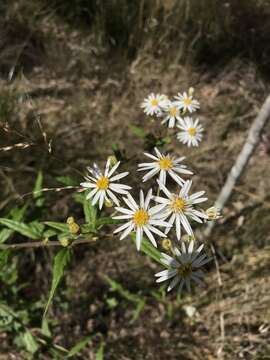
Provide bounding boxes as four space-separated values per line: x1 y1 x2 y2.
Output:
129 125 146 138
0 250 10 269
0 229 13 244
95 343 104 360
56 176 79 187
131 234 163 265
83 196 96 230
105 276 141 303
44 248 71 317
67 336 92 358
0 219 42 239
33 171 43 198
0 204 28 244
96 217 119 227
33 170 45 207
22 330 39 354
44 222 68 233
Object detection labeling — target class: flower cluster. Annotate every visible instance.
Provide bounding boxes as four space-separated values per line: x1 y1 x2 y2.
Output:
80 90 220 294
141 89 204 147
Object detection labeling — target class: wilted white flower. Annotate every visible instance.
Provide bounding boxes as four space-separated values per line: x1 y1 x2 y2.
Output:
80 160 131 210
138 147 193 187
141 93 168 116
174 92 200 113
113 189 171 251
177 117 204 147
161 101 182 128
205 206 221 221
155 241 211 292
154 180 208 240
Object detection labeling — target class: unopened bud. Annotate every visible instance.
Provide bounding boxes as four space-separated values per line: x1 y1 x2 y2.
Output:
105 199 114 208
188 87 194 96
206 207 221 221
107 155 118 167
66 217 75 225
59 238 69 247
182 234 195 242
162 238 172 251
68 222 80 235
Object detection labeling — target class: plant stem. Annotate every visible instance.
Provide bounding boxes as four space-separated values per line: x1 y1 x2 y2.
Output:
0 238 96 250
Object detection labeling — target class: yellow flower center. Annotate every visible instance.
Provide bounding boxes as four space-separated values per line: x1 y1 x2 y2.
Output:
178 263 192 278
159 157 173 171
96 176 109 190
133 209 149 226
169 106 178 117
151 99 159 107
188 127 197 137
171 196 186 212
183 97 192 106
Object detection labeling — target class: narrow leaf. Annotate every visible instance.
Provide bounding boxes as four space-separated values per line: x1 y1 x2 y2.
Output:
44 222 68 233
95 343 104 360
67 336 92 358
44 248 71 317
83 196 96 230
0 219 41 239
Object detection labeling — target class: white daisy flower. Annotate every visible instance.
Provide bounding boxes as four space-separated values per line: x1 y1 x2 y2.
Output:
138 147 193 187
141 93 169 116
154 180 208 240
174 92 200 113
80 160 131 210
113 189 171 251
155 241 211 292
161 101 182 128
177 117 204 147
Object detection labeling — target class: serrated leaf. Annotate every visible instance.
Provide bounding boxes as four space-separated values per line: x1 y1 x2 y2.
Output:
43 248 71 317
0 219 41 239
67 336 92 358
44 222 68 233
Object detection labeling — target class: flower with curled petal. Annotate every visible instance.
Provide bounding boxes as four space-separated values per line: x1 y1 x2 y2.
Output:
155 241 211 293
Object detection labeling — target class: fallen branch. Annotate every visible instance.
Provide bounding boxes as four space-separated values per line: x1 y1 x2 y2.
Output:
205 95 270 237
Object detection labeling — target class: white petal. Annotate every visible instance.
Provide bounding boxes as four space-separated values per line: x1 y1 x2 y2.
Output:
110 172 129 182
119 223 134 240
143 226 157 247
108 161 120 177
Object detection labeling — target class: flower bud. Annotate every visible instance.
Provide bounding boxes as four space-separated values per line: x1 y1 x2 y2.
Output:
66 217 75 225
105 199 114 208
206 207 221 221
59 238 69 247
162 238 172 251
107 155 118 167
